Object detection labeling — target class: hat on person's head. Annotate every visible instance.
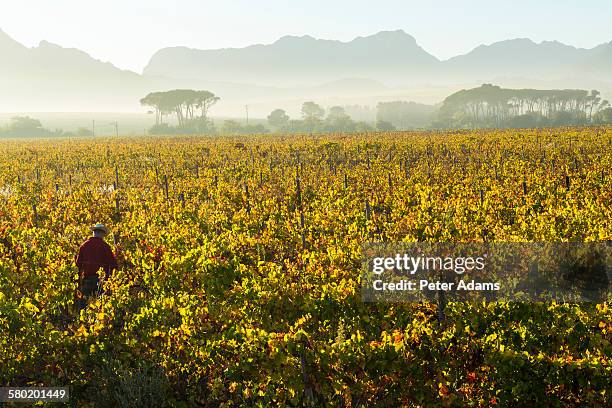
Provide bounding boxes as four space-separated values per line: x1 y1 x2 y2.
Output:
91 223 109 235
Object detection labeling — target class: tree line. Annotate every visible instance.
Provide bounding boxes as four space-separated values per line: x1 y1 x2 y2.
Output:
435 84 612 128
4 84 610 138
0 116 94 138
266 102 380 133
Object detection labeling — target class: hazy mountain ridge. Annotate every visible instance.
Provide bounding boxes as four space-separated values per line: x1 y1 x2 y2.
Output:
144 30 439 86
0 29 137 79
0 28 26 52
144 30 612 86
443 38 608 81
1 28 611 114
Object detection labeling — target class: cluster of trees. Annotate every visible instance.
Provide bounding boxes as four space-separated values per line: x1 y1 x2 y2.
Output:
0 116 52 137
0 116 95 138
435 84 612 128
140 89 219 134
267 102 377 133
1 116 69 137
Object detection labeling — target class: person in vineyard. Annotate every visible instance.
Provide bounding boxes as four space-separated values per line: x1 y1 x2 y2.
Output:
75 223 118 309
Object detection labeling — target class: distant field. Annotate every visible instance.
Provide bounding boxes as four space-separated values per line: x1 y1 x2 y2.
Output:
0 112 268 136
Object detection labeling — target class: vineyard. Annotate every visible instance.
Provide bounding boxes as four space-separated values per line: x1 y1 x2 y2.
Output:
0 127 611 407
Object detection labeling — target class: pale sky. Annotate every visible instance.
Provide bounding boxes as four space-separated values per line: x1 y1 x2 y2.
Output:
1 0 610 73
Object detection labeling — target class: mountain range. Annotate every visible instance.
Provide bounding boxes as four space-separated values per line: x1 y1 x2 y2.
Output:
144 30 612 87
1 28 611 116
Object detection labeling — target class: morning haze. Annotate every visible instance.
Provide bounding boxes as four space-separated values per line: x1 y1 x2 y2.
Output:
0 0 611 132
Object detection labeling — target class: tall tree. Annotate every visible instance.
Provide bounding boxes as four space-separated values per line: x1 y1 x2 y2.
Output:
267 109 290 128
140 92 164 125
301 101 325 120
325 106 354 131
588 90 601 121
195 90 220 121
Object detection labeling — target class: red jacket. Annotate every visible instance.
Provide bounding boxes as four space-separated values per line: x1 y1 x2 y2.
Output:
75 237 118 278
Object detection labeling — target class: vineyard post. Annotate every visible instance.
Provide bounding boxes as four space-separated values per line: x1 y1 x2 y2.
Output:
300 212 306 249
115 196 120 217
301 349 314 406
179 192 185 209
244 184 250 214
437 273 446 323
294 171 308 249
164 175 169 201
565 174 570 191
32 204 37 225
115 166 119 189
343 173 348 190
295 173 302 210
538 136 541 151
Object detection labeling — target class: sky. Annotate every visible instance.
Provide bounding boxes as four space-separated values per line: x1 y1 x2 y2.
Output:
1 0 611 73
